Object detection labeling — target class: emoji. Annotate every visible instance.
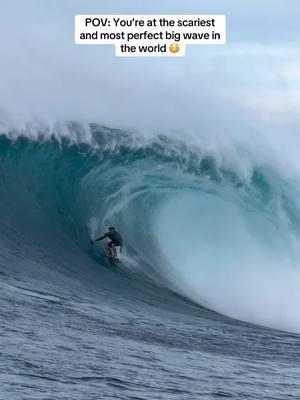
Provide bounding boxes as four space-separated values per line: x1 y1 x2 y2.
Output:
169 42 180 54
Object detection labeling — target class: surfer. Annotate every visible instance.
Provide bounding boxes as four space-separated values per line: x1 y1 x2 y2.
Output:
95 226 123 261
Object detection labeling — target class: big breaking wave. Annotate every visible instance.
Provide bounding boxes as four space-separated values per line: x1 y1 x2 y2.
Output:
1 122 300 333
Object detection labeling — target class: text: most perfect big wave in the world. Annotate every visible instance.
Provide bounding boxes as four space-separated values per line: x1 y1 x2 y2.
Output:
75 15 226 56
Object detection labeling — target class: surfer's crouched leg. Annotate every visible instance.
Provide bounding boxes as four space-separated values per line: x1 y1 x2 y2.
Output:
107 241 118 259
106 242 113 256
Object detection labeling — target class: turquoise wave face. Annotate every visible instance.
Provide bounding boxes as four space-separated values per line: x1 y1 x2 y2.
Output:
1 125 300 332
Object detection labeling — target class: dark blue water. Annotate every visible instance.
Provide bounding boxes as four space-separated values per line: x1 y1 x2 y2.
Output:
1 125 300 399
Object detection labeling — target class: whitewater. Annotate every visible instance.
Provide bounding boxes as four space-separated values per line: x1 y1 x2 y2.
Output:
1 121 300 399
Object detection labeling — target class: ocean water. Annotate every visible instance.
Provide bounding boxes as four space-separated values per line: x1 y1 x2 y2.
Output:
1 123 300 399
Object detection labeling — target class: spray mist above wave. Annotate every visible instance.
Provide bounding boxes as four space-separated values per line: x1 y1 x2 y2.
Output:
1 122 300 333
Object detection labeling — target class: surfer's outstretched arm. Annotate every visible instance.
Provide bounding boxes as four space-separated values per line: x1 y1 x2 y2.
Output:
95 234 107 242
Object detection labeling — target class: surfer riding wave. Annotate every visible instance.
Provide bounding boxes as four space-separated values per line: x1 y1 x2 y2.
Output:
95 226 123 261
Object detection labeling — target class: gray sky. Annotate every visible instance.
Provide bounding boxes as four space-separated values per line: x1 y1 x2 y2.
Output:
0 0 299 133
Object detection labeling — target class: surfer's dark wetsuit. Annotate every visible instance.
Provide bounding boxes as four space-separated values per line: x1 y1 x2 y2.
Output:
96 231 123 249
